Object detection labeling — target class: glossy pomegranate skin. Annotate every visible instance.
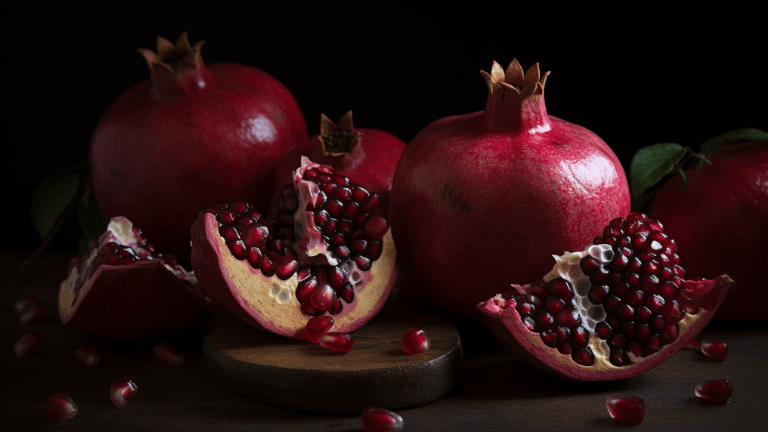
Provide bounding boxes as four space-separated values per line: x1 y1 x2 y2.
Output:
91 35 307 263
388 61 631 322
650 141 768 320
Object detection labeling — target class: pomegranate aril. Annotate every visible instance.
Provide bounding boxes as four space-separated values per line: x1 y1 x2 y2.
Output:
319 332 354 353
152 340 185 367
339 283 354 302
606 394 644 424
588 285 610 304
363 215 388 240
310 285 335 312
354 255 372 271
74 346 101 369
580 256 599 274
274 257 298 280
110 377 138 408
227 239 247 260
362 407 404 432
20 301 48 323
555 309 581 328
701 340 728 360
540 329 558 347
402 327 431 354
548 278 574 300
305 315 334 343
571 347 594 366
545 295 567 314
695 379 733 403
14 332 41 357
45 393 78 420
14 296 42 313
662 299 685 323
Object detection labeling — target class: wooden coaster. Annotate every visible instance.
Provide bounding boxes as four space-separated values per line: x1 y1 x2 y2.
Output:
203 307 463 415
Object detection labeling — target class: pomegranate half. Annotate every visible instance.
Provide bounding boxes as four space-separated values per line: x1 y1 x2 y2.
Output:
478 212 733 381
388 59 631 322
191 157 397 340
649 140 768 320
59 217 213 340
91 32 307 263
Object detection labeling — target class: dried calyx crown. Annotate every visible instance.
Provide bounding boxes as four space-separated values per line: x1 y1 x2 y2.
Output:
481 59 550 99
138 32 208 97
318 111 363 157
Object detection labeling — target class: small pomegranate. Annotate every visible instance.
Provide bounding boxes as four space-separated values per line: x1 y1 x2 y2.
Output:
389 59 631 322
362 407 404 432
91 32 307 263
606 394 644 424
59 217 214 340
191 157 397 341
45 393 78 420
649 141 768 320
478 212 733 381
273 111 406 216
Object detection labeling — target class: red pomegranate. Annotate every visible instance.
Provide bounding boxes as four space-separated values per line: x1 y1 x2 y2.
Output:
649 141 768 320
388 59 631 322
478 212 733 381
90 33 307 264
272 111 406 216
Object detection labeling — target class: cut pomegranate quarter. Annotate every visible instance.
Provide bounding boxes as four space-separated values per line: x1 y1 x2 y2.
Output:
191 157 397 341
478 212 734 381
45 393 78 420
606 394 644 424
362 407 404 432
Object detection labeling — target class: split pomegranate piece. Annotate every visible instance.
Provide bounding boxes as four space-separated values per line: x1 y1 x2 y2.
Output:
152 340 185 367
14 332 41 357
110 377 138 408
685 339 728 361
695 379 733 403
606 394 645 424
74 346 101 369
478 212 734 381
58 217 214 340
362 407 404 432
319 333 354 353
45 393 78 420
191 157 397 341
402 327 431 354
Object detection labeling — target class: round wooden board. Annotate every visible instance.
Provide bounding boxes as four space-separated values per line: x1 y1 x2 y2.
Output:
203 307 463 415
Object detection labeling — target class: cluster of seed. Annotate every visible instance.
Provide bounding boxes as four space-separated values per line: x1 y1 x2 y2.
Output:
505 278 595 366
321 131 356 153
583 212 692 366
210 165 386 317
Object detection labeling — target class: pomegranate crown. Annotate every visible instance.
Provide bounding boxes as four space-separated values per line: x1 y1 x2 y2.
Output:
318 111 363 157
138 32 209 98
480 59 550 99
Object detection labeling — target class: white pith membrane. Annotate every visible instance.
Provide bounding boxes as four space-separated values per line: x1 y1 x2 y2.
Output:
478 212 734 381
59 217 202 321
191 157 397 341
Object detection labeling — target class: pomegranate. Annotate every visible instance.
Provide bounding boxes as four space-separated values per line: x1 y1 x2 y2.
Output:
606 394 645 424
45 393 78 420
190 157 397 341
388 59 631 322
649 141 768 320
273 111 406 216
362 407 404 432
91 32 307 263
59 216 214 340
478 212 733 381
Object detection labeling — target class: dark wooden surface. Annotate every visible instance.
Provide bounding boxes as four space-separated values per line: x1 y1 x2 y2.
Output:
2 251 767 431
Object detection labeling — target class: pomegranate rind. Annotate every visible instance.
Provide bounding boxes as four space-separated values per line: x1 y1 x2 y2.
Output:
58 217 213 340
478 252 733 381
190 212 397 341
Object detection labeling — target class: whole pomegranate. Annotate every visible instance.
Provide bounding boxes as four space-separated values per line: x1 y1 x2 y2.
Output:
388 59 631 322
272 111 406 216
91 33 307 263
649 141 768 320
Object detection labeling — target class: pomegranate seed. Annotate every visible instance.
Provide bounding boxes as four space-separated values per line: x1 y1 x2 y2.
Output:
319 332 353 353
555 309 581 328
363 215 388 240
402 327 431 354
310 284 335 312
110 377 138 408
548 278 574 300
361 407 404 432
695 379 733 403
701 340 728 360
305 316 334 343
19 301 48 323
15 296 41 313
45 393 78 420
152 340 185 367
74 346 101 369
606 394 645 424
14 332 41 357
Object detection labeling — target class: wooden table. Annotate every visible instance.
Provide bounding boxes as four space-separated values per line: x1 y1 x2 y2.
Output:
2 251 767 431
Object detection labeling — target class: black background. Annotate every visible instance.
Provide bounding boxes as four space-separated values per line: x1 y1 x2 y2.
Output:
3 3 765 254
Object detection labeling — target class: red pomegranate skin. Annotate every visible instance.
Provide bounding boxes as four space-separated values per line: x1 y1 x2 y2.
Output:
388 61 631 322
91 34 307 263
650 141 768 320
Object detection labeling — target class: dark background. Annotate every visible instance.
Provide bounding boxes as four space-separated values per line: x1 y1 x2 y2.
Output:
3 3 765 254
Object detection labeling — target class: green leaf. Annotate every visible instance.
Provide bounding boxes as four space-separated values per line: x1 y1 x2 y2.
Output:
31 173 80 239
630 143 687 197
700 128 768 156
77 186 109 240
